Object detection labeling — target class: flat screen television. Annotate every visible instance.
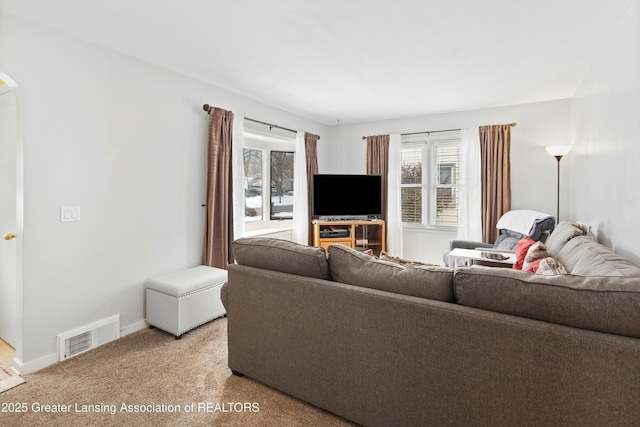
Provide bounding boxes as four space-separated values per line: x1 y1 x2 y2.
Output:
312 174 382 217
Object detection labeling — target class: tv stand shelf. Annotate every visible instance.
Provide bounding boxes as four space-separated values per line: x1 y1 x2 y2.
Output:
312 220 386 255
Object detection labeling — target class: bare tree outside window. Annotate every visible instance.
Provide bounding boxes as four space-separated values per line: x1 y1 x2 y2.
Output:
243 148 262 222
270 151 294 220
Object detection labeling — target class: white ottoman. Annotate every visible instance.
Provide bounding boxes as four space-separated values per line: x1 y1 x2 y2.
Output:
145 265 227 338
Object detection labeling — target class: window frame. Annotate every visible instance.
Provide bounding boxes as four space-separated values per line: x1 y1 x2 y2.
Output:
242 127 296 232
401 131 461 230
243 147 264 223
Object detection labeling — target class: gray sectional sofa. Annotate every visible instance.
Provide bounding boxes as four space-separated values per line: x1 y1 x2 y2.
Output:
221 222 640 426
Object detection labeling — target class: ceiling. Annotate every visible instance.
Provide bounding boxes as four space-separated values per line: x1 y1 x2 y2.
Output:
1 0 634 124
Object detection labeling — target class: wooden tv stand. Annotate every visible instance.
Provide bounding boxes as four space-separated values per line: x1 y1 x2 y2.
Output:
312 220 386 255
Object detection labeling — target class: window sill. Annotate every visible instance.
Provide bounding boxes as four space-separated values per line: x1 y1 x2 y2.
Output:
243 226 292 238
402 224 457 233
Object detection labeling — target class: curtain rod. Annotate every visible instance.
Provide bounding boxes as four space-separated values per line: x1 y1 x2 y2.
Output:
361 122 516 140
203 104 302 136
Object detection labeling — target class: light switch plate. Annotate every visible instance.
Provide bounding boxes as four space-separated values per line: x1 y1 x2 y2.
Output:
60 206 81 222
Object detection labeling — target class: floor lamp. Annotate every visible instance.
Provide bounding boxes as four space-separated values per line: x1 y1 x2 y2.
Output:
546 145 572 221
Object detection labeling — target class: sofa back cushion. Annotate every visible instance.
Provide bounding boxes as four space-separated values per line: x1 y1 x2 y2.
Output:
454 266 640 339
328 244 454 302
557 236 640 277
232 237 331 280
544 222 585 257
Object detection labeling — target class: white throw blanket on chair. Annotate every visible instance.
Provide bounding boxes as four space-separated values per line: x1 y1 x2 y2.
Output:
495 210 555 236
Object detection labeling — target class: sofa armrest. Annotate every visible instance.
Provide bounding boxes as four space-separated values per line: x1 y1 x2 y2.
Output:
449 240 493 251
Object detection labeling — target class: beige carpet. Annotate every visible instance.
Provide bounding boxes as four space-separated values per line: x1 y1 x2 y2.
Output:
1 318 356 426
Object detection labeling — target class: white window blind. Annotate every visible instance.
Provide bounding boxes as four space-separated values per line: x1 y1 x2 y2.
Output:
401 146 422 224
434 143 459 226
400 132 461 228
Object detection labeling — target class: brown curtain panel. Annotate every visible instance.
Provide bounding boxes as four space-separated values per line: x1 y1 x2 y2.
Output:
366 135 390 225
203 107 234 269
305 132 320 244
479 124 512 243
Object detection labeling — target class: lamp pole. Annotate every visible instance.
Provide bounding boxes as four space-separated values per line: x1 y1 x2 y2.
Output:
554 155 562 221
546 146 572 223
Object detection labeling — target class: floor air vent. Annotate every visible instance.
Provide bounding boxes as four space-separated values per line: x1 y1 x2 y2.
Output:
57 315 120 361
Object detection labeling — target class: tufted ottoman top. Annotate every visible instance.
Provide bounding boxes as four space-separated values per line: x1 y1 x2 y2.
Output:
145 265 228 297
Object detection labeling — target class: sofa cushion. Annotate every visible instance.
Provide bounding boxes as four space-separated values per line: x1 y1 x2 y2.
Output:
558 236 640 278
328 244 454 302
232 237 331 280
545 222 585 257
454 266 640 339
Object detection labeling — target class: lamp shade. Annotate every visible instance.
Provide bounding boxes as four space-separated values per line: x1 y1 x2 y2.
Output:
546 145 573 157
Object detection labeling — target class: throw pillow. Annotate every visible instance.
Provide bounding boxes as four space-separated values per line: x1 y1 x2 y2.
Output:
535 257 568 275
523 258 544 273
523 241 551 272
513 237 535 270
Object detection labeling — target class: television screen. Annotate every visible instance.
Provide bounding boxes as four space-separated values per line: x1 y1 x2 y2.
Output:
312 174 382 217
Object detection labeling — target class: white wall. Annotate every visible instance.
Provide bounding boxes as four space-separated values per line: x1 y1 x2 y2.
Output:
570 0 640 265
328 100 572 264
0 13 330 371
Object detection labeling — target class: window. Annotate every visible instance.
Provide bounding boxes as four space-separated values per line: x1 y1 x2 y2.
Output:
401 132 461 227
435 144 459 226
242 124 296 230
243 148 263 222
270 151 294 220
400 145 422 223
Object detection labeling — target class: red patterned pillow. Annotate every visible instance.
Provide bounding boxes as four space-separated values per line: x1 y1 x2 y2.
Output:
513 237 535 270
524 257 544 273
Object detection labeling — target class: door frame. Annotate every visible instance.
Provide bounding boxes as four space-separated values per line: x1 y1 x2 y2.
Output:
0 71 24 370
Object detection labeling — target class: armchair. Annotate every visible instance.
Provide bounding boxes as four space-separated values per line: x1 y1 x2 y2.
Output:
444 210 556 266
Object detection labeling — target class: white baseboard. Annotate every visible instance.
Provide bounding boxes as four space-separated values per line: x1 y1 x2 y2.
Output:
121 319 147 337
15 352 59 375
17 319 150 375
